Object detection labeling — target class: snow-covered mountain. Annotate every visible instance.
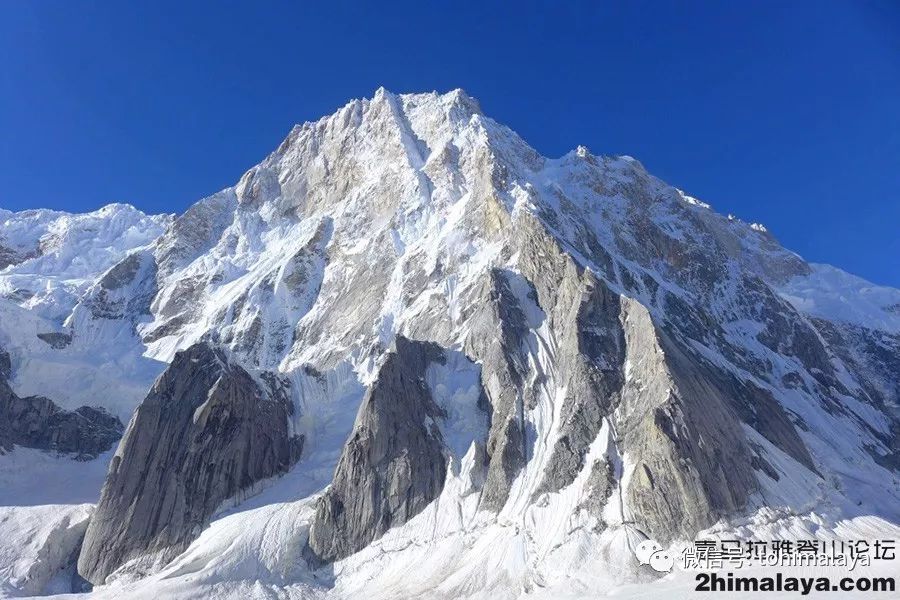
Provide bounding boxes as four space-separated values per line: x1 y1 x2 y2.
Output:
1 88 898 599
0 204 170 320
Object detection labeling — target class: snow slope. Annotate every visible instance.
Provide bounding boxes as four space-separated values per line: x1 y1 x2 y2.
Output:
0 448 112 597
779 263 900 334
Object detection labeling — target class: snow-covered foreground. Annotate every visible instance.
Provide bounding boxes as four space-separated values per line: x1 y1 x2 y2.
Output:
12 398 893 600
0 449 111 598
36 480 899 600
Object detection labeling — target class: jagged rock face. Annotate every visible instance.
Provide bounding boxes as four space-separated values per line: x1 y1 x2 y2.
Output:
0 243 35 271
0 379 13 454
614 310 757 542
77 342 304 585
0 348 10 380
306 337 453 564
512 214 626 499
1 394 122 459
812 318 900 409
36 331 73 349
0 344 123 458
460 269 531 510
85 251 159 321
217 218 331 367
809 318 900 470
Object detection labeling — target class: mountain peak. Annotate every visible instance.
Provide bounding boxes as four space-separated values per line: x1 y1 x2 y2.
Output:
2 88 899 600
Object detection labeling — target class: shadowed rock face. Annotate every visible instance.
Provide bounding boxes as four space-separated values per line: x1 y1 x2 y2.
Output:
461 269 531 511
510 214 627 499
808 318 900 472
36 331 73 349
85 251 160 321
2 395 122 459
0 243 37 271
0 349 10 381
77 342 303 585
0 346 122 458
305 337 453 565
0 379 13 454
459 210 811 544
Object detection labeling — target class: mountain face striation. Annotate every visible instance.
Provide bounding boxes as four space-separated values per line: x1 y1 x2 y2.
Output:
0 88 898 599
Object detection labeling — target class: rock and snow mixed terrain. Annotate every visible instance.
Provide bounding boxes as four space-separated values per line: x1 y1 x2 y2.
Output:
0 88 898 599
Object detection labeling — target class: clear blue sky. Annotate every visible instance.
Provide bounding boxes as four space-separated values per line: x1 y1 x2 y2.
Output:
1 1 898 285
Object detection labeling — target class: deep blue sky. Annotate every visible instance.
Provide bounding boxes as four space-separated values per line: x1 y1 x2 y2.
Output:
1 1 898 286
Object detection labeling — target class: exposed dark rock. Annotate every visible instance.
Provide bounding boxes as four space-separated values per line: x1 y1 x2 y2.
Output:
578 457 616 518
140 315 189 344
462 269 531 511
725 377 818 475
618 316 821 543
811 318 900 410
0 379 13 454
0 348 10 380
526 265 624 497
99 253 143 290
0 348 122 458
77 342 303 584
0 244 19 270
155 190 237 278
84 251 159 321
0 242 39 270
865 441 900 472
750 444 781 481
305 336 450 565
37 331 73 349
4 288 35 303
2 395 122 459
2 88 894 595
